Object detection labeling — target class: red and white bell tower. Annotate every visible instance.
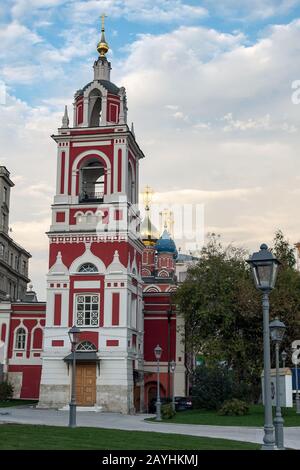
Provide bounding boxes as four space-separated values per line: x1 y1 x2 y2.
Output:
39 18 145 413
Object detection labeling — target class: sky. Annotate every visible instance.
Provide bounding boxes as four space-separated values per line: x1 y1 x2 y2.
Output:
1 0 300 299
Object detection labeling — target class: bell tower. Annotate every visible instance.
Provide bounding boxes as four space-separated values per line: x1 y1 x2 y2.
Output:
39 18 145 413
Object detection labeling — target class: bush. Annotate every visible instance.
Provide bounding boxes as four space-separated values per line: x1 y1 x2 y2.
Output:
191 364 251 410
0 381 14 401
161 403 176 419
218 399 249 416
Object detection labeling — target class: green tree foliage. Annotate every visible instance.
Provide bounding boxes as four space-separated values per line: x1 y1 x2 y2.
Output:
175 232 300 400
192 364 251 410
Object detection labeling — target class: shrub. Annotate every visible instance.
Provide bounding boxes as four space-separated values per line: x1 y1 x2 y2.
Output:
191 364 251 410
218 399 249 416
0 381 14 401
161 403 176 419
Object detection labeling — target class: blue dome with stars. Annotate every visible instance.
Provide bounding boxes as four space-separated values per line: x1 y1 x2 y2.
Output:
155 230 178 259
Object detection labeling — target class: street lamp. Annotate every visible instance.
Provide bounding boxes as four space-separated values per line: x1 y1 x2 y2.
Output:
247 244 280 450
68 325 81 428
170 360 176 412
270 317 286 450
292 343 300 414
154 345 162 421
281 350 287 369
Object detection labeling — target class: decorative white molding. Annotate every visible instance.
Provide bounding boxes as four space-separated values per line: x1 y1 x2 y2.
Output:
49 252 69 276
72 141 111 147
69 244 106 274
107 250 127 275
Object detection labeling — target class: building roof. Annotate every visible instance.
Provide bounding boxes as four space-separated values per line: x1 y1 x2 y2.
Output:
141 212 160 247
79 79 120 97
155 229 178 259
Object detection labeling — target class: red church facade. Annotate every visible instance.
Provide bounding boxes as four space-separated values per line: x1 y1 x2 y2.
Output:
0 21 188 411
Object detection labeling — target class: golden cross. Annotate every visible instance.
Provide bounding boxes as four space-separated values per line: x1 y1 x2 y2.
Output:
143 185 154 210
101 13 107 31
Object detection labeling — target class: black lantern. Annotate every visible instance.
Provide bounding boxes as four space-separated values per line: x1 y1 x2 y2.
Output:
154 344 162 361
269 318 286 344
170 360 176 373
68 325 81 348
247 244 280 291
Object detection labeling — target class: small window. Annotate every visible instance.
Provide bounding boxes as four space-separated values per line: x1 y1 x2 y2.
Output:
75 294 99 327
15 327 26 350
78 263 98 273
0 243 4 257
77 341 97 351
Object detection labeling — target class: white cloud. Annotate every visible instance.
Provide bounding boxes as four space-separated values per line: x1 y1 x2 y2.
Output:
202 0 299 20
70 0 208 24
3 18 300 297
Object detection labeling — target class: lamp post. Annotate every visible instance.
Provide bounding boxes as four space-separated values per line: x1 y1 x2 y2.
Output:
170 360 176 412
292 344 300 414
281 350 287 369
247 244 280 450
270 318 286 450
154 345 162 421
68 325 81 428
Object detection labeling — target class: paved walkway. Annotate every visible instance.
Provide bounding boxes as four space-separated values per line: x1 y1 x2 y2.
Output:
0 406 299 449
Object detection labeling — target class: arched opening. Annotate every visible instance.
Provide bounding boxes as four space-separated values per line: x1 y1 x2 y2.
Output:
76 341 97 351
80 160 105 203
78 263 98 273
128 162 135 204
89 89 102 127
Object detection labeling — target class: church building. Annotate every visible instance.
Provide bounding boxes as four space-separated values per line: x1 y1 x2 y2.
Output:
0 20 189 413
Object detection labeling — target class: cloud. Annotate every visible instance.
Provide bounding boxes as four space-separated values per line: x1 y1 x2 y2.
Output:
3 16 300 297
202 0 299 21
69 0 208 24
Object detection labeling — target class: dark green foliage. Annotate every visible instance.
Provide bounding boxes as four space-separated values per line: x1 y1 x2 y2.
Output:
191 365 251 410
176 231 300 402
161 403 176 419
0 382 14 401
218 399 250 416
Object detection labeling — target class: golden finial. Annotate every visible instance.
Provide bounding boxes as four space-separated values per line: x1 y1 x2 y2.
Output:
97 14 109 57
143 185 154 211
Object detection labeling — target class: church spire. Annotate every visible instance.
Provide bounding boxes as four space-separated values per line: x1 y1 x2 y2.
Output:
97 14 109 58
62 105 69 128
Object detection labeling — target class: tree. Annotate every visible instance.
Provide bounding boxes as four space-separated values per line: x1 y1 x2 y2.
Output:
175 232 300 401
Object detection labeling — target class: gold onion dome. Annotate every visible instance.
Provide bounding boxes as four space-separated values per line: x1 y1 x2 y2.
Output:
97 14 109 57
141 213 160 247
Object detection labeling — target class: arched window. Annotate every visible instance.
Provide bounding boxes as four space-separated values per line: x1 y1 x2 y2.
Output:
78 263 98 273
80 160 105 203
76 341 97 352
89 89 102 127
15 327 26 350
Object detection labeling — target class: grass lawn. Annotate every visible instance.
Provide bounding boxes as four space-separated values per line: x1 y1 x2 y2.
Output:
0 400 38 408
151 405 300 427
0 424 259 450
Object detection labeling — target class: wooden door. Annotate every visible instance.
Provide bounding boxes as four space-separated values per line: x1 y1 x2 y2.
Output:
76 363 96 406
134 385 140 412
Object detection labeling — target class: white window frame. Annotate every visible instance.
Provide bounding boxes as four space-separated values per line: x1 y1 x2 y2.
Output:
15 327 27 350
75 293 100 327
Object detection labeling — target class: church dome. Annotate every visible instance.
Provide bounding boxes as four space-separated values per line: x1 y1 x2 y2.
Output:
155 230 178 258
141 213 160 247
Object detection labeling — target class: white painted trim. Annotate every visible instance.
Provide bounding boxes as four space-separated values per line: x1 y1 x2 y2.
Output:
73 141 111 147
74 280 100 289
